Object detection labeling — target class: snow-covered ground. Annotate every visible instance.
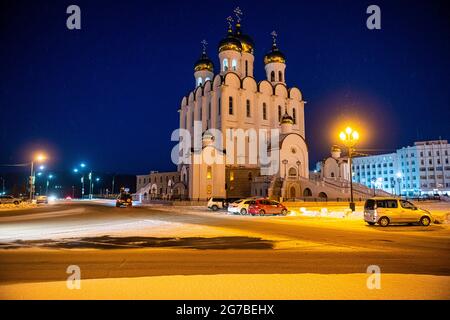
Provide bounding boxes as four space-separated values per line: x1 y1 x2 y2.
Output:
1 273 448 300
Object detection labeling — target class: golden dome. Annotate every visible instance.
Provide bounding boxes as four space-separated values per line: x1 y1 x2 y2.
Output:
234 23 254 54
218 28 242 53
281 112 294 125
331 145 341 152
194 52 214 72
264 44 286 65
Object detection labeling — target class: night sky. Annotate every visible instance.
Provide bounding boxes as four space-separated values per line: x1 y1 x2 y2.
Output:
1 0 449 175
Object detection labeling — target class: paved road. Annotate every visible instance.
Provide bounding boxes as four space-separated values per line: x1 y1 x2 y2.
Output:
0 202 449 284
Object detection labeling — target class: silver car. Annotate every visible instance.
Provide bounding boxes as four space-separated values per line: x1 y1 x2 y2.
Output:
0 195 22 205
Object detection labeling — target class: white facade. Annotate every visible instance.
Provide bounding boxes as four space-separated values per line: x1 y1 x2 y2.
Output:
353 140 450 196
177 21 308 200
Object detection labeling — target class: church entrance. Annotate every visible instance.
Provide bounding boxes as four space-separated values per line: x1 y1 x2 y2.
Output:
290 186 296 199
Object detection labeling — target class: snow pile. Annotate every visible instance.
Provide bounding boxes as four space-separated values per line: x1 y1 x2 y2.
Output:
0 202 37 211
288 206 363 220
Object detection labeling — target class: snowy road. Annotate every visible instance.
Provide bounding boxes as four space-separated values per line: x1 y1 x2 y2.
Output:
0 201 449 286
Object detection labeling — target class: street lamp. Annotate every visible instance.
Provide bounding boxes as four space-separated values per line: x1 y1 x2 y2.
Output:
396 172 402 197
29 153 47 201
46 174 54 196
339 126 360 212
73 163 87 199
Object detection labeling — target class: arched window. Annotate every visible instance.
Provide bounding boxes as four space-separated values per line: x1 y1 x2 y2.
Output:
262 103 267 120
205 77 210 82
271 71 275 82
278 71 283 82
246 100 251 117
245 60 248 76
191 110 194 127
229 97 234 115
278 105 282 122
223 59 229 71
207 166 212 179
292 108 296 124
289 167 297 177
231 59 237 71
197 78 202 86
208 102 211 120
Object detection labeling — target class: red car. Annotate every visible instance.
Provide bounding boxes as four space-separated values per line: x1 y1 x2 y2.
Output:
248 199 288 216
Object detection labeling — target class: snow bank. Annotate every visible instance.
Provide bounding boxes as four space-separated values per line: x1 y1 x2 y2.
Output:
1 273 448 300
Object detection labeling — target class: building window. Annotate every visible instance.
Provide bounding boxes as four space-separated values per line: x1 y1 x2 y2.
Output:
229 97 234 115
262 103 267 120
231 59 237 71
292 108 296 124
197 78 202 86
205 77 210 82
229 171 235 182
278 71 283 82
271 71 275 82
223 59 229 71
207 166 212 179
278 105 282 122
246 100 251 117
245 60 248 76
218 98 221 116
191 110 194 127
208 102 211 120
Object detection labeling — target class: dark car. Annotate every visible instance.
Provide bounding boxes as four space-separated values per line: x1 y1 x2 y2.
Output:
116 193 133 207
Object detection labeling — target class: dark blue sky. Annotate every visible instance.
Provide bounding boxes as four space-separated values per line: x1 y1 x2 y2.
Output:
1 0 449 174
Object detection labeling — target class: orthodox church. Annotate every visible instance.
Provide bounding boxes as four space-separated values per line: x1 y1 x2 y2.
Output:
137 11 310 201
175 13 309 201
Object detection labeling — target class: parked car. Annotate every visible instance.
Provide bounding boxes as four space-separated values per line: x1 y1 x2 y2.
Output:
248 199 288 216
207 197 227 211
364 197 433 227
0 195 22 205
227 199 256 215
36 195 48 204
116 193 133 207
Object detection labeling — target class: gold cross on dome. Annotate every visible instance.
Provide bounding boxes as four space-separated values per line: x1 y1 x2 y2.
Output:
226 16 234 29
271 31 278 45
234 7 243 23
201 40 208 53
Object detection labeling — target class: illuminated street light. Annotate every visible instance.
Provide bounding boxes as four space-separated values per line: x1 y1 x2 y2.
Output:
73 162 88 199
339 127 360 212
396 172 403 197
46 174 54 195
29 153 47 201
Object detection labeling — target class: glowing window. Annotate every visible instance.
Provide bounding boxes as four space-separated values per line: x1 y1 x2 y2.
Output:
197 78 202 86
231 59 237 70
207 166 212 179
223 59 229 71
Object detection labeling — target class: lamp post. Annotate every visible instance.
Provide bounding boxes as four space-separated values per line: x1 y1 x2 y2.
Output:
339 127 359 212
0 177 5 195
29 154 47 201
396 172 402 197
73 163 87 199
46 174 53 195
